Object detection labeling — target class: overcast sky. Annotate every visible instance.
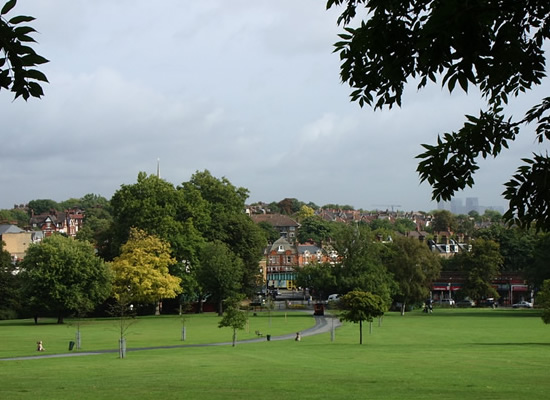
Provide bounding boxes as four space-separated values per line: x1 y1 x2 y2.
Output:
1 1 548 212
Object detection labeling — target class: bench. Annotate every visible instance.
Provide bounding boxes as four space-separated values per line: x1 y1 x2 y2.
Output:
255 330 263 337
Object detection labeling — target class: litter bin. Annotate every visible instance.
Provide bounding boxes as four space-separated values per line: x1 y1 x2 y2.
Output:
69 341 75 351
266 335 271 341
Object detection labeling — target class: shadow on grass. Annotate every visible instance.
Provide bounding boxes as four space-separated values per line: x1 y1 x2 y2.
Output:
0 318 61 326
0 311 312 327
473 342 550 347
414 309 541 318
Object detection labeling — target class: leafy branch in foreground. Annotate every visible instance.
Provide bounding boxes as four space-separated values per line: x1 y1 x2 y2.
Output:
0 0 49 100
328 0 550 231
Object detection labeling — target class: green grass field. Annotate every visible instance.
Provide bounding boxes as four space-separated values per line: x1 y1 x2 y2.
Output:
0 308 548 399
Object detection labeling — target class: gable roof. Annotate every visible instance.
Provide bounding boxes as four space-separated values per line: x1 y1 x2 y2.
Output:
0 224 24 235
269 236 297 254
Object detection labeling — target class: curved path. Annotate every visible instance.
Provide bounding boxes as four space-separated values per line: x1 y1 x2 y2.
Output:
1 314 341 361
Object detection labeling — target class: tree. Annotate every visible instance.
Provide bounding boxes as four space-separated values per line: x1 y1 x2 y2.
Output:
448 238 503 303
394 218 417 234
75 205 113 253
0 208 28 227
223 213 266 297
0 240 20 319
483 209 503 224
456 215 476 236
297 216 333 245
536 279 550 324
196 240 244 316
295 205 315 222
474 225 536 273
180 170 263 296
197 241 243 316
20 234 111 323
0 0 48 100
110 228 181 313
110 173 189 259
327 0 550 231
385 236 441 315
431 210 457 233
527 233 550 289
277 198 301 215
333 224 395 306
218 295 248 347
27 199 60 216
181 170 249 242
339 290 386 345
295 263 338 301
257 221 280 243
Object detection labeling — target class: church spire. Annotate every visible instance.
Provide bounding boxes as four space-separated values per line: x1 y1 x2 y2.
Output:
156 158 161 178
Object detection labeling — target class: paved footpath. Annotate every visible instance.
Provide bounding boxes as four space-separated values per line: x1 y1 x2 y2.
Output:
1 313 341 361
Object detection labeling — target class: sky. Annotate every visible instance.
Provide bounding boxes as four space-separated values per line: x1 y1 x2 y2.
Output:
1 0 548 213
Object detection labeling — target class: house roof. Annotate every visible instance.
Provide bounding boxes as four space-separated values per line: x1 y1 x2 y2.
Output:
297 244 322 254
0 224 24 235
269 236 296 254
251 213 299 227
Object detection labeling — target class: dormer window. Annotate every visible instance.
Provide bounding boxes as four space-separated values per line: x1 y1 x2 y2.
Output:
278 245 284 252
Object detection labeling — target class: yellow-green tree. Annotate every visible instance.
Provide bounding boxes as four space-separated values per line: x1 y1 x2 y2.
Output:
110 228 181 312
295 205 315 222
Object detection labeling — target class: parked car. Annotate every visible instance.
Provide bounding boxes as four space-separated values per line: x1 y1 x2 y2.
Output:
439 298 455 307
456 299 475 308
478 298 498 308
326 294 340 304
512 301 533 308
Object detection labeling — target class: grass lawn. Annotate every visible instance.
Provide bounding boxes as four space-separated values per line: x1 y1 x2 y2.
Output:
0 308 549 399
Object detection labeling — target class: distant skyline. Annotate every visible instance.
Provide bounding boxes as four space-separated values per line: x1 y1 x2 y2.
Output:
1 1 547 212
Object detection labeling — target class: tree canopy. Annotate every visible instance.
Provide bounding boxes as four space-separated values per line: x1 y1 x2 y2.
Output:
327 0 550 231
218 295 248 347
536 279 550 324
332 224 395 305
385 236 441 315
0 240 20 319
339 290 386 344
197 240 244 316
110 228 181 307
20 234 111 323
446 238 503 302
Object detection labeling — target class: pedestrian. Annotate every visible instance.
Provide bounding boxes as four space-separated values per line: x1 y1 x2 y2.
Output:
295 332 301 342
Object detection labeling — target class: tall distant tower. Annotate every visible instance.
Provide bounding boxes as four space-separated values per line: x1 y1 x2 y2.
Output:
156 158 161 178
450 198 463 215
465 197 479 213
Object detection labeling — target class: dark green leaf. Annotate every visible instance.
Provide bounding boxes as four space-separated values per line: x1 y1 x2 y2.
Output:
25 68 48 82
8 15 34 24
1 0 16 15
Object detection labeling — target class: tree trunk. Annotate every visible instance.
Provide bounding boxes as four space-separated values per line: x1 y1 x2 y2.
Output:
232 328 237 347
359 320 363 345
57 312 64 324
400 302 406 316
155 300 161 315
218 299 223 316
